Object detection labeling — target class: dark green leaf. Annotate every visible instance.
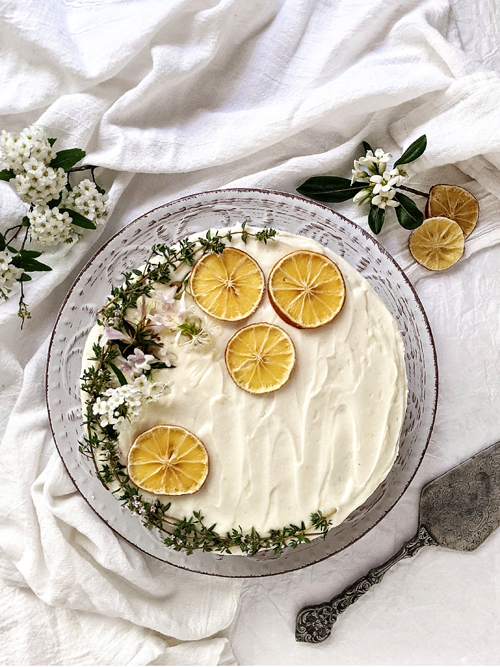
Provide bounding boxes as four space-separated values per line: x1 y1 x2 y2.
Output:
297 176 366 203
49 148 86 171
149 361 168 370
16 256 52 272
19 249 42 259
394 134 427 166
0 169 15 181
19 273 31 282
0 233 4 252
95 184 106 195
48 138 57 147
21 216 30 227
394 192 424 230
368 204 385 235
61 208 96 229
108 362 128 386
362 140 373 154
7 246 18 253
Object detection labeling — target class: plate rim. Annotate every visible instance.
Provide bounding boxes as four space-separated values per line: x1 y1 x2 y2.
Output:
45 187 439 578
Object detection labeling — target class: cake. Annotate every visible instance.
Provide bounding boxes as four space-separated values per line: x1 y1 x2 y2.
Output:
81 225 407 555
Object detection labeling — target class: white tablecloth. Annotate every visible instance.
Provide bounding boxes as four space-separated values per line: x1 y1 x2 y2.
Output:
1 0 500 663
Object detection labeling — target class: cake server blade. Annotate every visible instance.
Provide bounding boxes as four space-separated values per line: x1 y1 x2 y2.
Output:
296 440 500 643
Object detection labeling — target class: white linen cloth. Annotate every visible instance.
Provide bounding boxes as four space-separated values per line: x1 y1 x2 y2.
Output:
1 0 500 663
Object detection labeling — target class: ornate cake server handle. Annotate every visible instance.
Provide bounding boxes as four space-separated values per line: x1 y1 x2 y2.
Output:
295 525 438 643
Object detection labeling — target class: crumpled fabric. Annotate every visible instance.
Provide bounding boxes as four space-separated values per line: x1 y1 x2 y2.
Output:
1 0 500 663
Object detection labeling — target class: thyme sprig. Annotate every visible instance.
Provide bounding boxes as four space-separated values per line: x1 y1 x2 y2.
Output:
81 224 336 555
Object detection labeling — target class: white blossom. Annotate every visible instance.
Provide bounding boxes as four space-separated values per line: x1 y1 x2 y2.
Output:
371 189 399 210
0 125 55 174
15 161 67 205
92 375 172 430
28 205 74 246
0 250 23 298
157 344 178 367
350 160 368 185
60 179 108 224
358 148 392 175
126 348 156 376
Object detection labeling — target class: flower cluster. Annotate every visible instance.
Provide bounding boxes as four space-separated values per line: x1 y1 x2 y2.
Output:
0 250 23 298
27 205 73 246
61 179 108 224
1 124 110 323
351 148 407 210
92 375 171 430
0 126 55 173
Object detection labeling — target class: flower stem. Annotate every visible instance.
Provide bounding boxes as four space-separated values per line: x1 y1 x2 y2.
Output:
398 184 429 198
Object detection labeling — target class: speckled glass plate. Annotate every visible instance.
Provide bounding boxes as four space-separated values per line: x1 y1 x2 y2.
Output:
46 188 438 578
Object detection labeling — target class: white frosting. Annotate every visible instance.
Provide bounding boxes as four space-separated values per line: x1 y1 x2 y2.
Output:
83 228 407 536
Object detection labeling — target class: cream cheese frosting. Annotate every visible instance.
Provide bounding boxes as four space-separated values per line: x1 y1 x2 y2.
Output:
82 227 407 537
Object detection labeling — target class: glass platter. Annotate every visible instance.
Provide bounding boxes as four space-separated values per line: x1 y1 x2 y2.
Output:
46 188 438 578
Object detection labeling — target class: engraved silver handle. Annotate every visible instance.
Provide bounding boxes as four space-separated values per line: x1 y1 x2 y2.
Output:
295 525 438 643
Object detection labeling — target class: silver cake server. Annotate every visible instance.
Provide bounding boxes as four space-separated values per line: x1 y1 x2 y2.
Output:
296 440 500 644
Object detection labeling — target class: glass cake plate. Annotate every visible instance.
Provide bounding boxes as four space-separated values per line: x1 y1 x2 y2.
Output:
46 188 438 578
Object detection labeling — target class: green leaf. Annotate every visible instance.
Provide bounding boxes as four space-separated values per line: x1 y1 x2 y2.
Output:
7 246 18 253
22 216 30 227
49 148 86 171
108 362 128 386
47 196 62 209
394 192 424 230
48 138 57 147
368 204 385 235
394 134 427 166
61 208 96 229
19 249 42 259
12 253 52 271
19 273 31 282
0 169 15 181
0 233 4 252
21 258 52 272
362 140 373 154
297 176 366 203
95 184 106 195
149 361 168 370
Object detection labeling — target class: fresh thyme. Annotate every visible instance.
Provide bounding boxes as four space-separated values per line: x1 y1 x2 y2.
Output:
81 224 336 556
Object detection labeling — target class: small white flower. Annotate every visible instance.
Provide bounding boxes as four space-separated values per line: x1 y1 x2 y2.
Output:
0 250 23 299
28 205 74 246
99 326 132 347
157 344 178 367
126 348 156 375
15 162 67 205
350 160 368 185
372 190 399 210
60 179 109 224
152 285 178 313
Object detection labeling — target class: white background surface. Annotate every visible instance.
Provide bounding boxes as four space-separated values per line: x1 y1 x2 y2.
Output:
1 0 500 664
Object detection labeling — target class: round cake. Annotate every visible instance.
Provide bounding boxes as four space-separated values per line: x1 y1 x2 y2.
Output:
81 225 407 554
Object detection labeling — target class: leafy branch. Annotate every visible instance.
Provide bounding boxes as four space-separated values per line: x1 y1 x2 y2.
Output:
297 135 428 235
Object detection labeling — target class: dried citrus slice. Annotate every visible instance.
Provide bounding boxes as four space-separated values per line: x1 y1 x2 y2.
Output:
268 250 345 329
189 247 265 321
225 323 295 394
128 425 209 495
409 217 464 271
425 184 479 238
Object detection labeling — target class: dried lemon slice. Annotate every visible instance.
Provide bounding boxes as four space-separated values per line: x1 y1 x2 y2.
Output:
409 217 464 271
426 184 479 239
128 425 209 495
189 247 265 321
268 250 345 329
225 323 295 394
